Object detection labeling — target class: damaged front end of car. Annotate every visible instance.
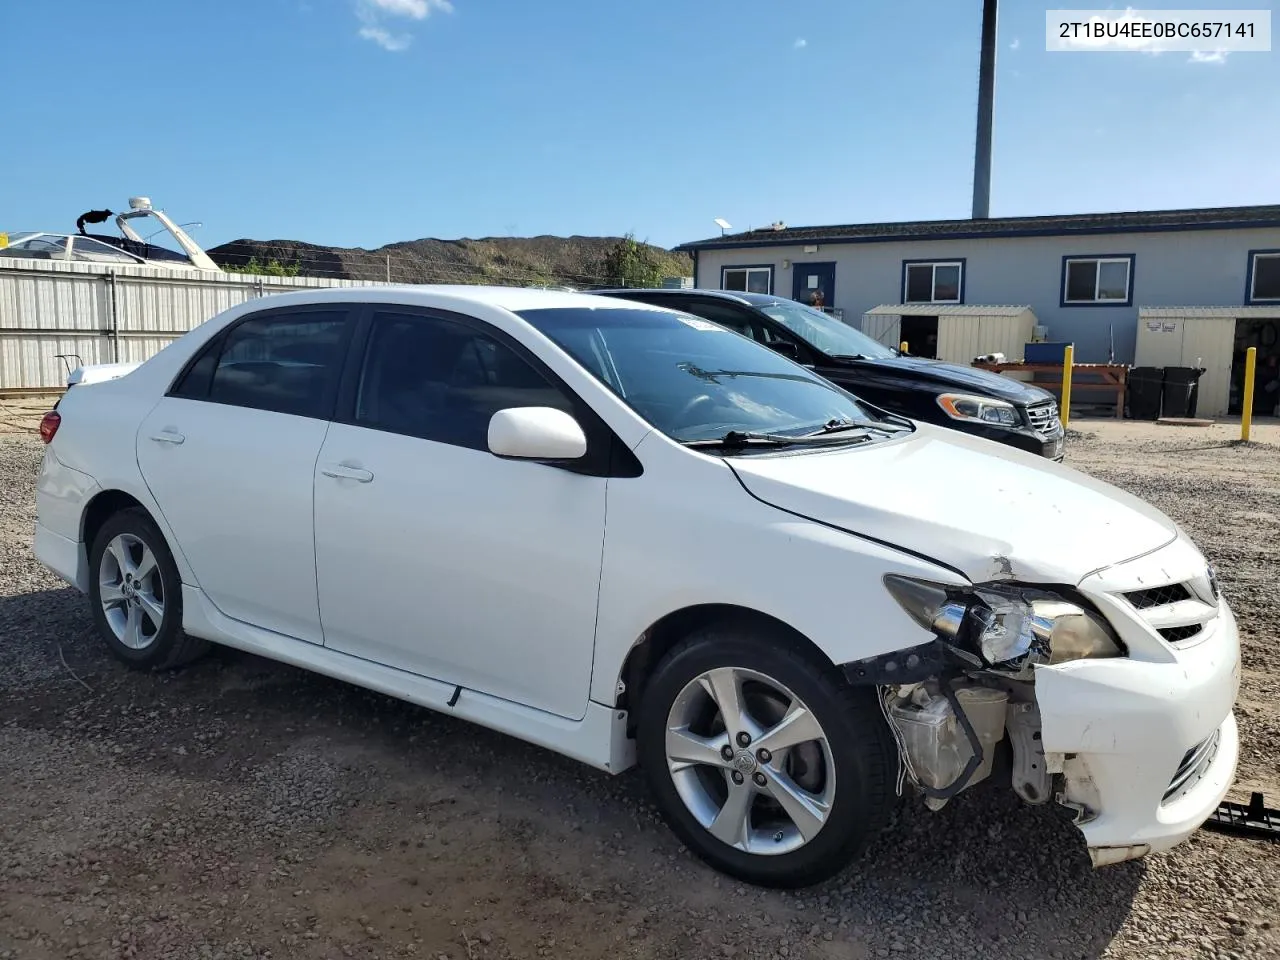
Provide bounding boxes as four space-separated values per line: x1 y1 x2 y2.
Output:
844 574 1125 841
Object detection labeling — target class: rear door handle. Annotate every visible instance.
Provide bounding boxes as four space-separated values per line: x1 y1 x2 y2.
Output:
321 463 374 483
150 430 185 445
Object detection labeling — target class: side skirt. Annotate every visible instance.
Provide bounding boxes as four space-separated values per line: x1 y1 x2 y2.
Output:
180 585 636 774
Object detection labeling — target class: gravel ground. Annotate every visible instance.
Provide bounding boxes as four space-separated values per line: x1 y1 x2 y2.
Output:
1 417 1278 960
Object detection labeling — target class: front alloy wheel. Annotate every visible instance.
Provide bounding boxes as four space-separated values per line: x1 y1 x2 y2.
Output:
665 667 836 855
638 625 894 888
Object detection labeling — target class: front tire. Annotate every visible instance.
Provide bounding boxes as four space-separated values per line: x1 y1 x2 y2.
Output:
88 508 208 670
637 623 895 888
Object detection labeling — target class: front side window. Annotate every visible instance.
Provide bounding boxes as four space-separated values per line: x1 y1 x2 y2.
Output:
903 261 963 303
518 306 894 446
184 310 351 418
1249 251 1280 302
1062 256 1133 304
756 299 895 359
354 311 572 450
722 266 773 295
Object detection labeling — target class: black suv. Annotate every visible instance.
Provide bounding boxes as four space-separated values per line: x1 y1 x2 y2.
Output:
593 288 1064 460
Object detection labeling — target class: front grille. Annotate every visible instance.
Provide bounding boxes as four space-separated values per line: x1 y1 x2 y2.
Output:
1158 624 1203 644
1125 583 1193 609
1025 401 1061 438
1163 730 1221 804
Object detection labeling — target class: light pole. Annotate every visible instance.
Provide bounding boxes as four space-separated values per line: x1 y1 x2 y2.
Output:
971 0 998 219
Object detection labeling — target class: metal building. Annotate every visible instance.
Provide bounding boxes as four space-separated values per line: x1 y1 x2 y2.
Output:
861 304 1037 364
1135 305 1280 418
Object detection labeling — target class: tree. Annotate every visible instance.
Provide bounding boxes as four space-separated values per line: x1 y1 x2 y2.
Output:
223 257 301 277
602 233 666 288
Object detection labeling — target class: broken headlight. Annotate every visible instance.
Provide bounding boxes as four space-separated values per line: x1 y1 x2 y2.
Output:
935 393 1021 427
883 575 1124 678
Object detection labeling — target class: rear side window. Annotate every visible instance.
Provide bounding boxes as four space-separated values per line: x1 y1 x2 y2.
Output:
354 311 573 450
172 309 351 419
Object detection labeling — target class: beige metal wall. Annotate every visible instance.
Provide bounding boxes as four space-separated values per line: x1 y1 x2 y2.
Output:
1134 314 1235 417
937 312 1033 363
860 313 900 347
0 259 384 390
861 311 1033 364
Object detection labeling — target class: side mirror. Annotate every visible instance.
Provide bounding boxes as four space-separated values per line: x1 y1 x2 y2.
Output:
488 406 587 461
767 340 800 360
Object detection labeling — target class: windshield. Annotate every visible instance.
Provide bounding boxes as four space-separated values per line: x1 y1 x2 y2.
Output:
518 306 898 445
755 300 896 359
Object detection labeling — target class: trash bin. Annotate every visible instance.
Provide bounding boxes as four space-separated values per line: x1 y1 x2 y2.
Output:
1126 366 1164 420
1162 366 1207 418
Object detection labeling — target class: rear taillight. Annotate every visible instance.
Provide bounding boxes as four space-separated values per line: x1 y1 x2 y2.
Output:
39 411 61 444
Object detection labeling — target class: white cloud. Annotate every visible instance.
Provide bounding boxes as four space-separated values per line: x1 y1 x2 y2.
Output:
1189 49 1229 64
356 0 451 51
359 25 412 50
1009 37 1020 51
793 38 807 49
363 0 451 19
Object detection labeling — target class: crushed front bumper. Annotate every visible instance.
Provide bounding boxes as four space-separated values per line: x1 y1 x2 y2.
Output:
1035 599 1241 866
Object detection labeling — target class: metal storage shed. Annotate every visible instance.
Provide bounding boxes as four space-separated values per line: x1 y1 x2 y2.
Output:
860 304 1037 365
1135 306 1280 418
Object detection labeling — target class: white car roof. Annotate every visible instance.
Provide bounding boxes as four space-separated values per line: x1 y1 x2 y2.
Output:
244 284 668 314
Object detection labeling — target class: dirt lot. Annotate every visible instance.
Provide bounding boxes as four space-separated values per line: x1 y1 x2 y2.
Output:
2 415 1278 960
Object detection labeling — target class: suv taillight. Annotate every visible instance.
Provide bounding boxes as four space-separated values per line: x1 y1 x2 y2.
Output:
39 411 61 444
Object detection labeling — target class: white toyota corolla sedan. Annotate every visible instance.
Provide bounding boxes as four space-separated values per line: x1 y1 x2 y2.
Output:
33 286 1240 888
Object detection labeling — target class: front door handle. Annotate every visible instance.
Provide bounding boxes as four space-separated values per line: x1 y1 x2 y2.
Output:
321 463 374 483
150 430 185 445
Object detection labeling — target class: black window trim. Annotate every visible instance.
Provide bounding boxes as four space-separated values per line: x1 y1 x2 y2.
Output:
332 304 641 479
1059 253 1135 307
1246 249 1280 304
165 302 359 421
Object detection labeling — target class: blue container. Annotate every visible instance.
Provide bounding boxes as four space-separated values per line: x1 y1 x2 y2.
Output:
1024 341 1071 364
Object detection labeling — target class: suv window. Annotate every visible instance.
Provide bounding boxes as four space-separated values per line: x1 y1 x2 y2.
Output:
354 311 573 450
672 300 759 339
172 309 351 419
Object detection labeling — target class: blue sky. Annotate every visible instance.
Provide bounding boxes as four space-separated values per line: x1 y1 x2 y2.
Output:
2 0 1277 251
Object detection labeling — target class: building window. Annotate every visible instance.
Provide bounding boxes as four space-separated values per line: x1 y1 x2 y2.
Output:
1248 251 1280 302
1062 255 1133 305
721 265 773 295
902 260 963 304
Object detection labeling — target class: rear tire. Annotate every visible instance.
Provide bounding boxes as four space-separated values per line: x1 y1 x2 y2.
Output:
637 622 895 888
88 508 209 670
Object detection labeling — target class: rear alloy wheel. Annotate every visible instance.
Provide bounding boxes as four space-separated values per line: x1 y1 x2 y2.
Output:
88 508 209 670
638 627 894 888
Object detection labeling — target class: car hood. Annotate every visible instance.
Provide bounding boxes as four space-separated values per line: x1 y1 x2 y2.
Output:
846 355 1053 405
727 424 1177 585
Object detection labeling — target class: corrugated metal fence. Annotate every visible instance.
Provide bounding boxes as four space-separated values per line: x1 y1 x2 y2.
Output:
0 258 384 391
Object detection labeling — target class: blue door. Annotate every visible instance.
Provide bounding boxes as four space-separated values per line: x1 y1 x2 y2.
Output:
792 262 836 311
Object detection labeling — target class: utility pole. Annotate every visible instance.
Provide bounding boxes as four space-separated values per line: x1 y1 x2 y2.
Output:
971 0 998 219
386 253 391 283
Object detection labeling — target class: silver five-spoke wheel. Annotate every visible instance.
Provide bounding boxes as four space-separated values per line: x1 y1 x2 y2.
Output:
665 666 836 856
98 533 166 650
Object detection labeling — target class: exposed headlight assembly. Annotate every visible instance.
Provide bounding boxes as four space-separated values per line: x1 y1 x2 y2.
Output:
883 575 1124 679
936 392 1021 427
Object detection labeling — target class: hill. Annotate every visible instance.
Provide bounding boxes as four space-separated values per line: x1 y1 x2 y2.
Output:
207 234 692 288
